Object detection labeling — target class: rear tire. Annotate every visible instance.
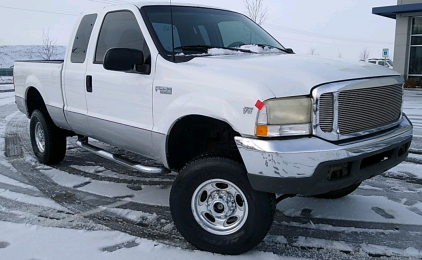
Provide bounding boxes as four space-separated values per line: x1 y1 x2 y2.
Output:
170 157 275 255
30 109 66 165
314 182 361 199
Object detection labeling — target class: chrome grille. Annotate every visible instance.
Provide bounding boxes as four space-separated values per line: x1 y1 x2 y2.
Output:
337 85 402 134
319 93 334 132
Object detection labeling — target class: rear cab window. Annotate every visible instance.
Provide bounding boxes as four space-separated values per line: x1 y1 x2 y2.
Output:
71 14 98 63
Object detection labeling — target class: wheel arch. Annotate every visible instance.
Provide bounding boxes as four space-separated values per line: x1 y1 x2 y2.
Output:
26 87 47 117
165 114 243 171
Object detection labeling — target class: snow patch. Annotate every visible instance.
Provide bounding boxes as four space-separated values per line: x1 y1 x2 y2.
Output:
208 48 243 55
0 94 15 107
264 235 288 245
0 221 303 260
70 165 106 174
41 168 91 188
385 162 422 180
79 181 171 206
278 195 422 225
0 174 37 191
239 44 283 53
104 207 158 224
0 189 67 211
360 243 422 258
359 185 383 191
294 237 353 252
40 166 171 206
278 221 398 234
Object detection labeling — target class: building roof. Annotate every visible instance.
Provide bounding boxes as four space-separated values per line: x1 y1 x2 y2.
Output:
373 3 422 19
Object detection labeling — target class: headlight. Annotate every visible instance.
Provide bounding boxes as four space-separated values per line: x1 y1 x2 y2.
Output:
256 96 312 137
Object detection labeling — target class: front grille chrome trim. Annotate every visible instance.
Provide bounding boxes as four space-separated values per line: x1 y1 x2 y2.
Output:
311 76 404 141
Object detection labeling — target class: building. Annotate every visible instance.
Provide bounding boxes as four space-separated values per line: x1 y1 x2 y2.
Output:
0 68 13 77
373 0 422 83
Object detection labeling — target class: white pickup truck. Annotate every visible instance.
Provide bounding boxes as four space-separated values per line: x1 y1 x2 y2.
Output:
14 2 413 255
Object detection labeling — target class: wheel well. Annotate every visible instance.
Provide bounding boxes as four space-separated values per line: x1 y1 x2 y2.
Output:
167 115 242 171
26 87 47 117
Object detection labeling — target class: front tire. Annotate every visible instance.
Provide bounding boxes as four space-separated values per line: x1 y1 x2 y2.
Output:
170 157 275 255
30 109 66 165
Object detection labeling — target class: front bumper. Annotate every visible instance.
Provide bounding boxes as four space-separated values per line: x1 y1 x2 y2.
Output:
235 115 413 196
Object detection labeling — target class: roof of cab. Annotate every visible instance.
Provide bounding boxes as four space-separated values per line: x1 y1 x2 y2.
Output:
134 1 225 10
79 2 230 17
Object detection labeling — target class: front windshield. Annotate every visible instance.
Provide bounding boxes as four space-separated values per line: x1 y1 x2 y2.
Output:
141 6 285 60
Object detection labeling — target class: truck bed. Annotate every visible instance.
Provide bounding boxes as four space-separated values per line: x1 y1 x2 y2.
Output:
14 60 64 120
14 60 64 64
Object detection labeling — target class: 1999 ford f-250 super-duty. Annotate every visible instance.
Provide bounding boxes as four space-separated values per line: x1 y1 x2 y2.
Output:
14 2 413 255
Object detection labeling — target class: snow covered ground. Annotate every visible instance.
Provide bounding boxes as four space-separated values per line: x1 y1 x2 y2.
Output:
0 45 66 67
0 87 421 259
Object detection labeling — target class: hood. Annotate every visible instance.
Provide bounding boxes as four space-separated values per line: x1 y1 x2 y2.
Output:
185 54 400 97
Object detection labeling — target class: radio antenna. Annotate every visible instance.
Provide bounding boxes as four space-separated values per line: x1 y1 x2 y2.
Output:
170 0 175 62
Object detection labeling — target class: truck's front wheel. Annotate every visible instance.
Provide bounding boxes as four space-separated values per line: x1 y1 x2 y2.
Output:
30 109 66 165
170 157 275 255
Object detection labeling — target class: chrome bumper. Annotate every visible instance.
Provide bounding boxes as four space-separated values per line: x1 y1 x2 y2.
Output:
235 115 413 195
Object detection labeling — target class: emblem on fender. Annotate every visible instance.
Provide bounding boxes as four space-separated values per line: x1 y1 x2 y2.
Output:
243 107 253 114
155 86 172 95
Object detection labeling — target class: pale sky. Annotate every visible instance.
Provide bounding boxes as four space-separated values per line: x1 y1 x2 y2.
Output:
0 0 397 60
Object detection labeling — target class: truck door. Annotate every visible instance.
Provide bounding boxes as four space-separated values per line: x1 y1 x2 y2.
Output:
63 14 97 136
85 10 154 158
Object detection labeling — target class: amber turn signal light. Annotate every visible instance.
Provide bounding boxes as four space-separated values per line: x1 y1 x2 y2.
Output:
256 125 268 137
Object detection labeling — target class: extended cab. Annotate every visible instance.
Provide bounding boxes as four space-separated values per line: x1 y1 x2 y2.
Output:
14 2 413 255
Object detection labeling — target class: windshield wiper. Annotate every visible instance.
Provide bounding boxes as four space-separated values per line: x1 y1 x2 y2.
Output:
174 45 256 54
237 43 294 54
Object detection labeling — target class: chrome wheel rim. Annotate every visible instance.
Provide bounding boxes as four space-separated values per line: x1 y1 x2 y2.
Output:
34 122 45 153
191 179 248 235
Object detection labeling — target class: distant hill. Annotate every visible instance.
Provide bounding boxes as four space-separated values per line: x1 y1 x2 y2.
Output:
0 45 66 68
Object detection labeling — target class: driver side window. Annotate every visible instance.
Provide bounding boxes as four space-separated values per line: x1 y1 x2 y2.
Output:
95 11 150 65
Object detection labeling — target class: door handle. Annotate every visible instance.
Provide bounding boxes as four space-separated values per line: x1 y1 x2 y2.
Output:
86 75 92 93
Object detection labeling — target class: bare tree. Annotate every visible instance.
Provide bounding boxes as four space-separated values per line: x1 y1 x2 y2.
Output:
338 51 343 58
244 0 268 25
308 47 317 55
39 29 57 60
359 47 370 61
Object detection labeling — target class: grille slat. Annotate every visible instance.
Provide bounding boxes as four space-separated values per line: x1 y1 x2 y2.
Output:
337 85 402 134
319 93 334 132
318 85 402 135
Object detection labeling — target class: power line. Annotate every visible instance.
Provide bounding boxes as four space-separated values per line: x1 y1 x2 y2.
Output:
265 23 394 45
0 5 78 16
273 33 393 49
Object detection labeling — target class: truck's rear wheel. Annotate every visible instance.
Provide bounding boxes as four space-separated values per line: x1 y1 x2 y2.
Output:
170 157 275 255
30 109 66 165
314 182 361 199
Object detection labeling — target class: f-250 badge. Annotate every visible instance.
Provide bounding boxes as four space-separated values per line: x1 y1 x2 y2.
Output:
155 86 172 95
243 107 253 114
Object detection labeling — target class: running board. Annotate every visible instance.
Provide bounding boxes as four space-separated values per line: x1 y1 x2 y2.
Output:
75 140 170 175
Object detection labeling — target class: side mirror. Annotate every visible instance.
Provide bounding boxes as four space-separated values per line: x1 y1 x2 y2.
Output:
103 48 144 72
284 48 295 54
